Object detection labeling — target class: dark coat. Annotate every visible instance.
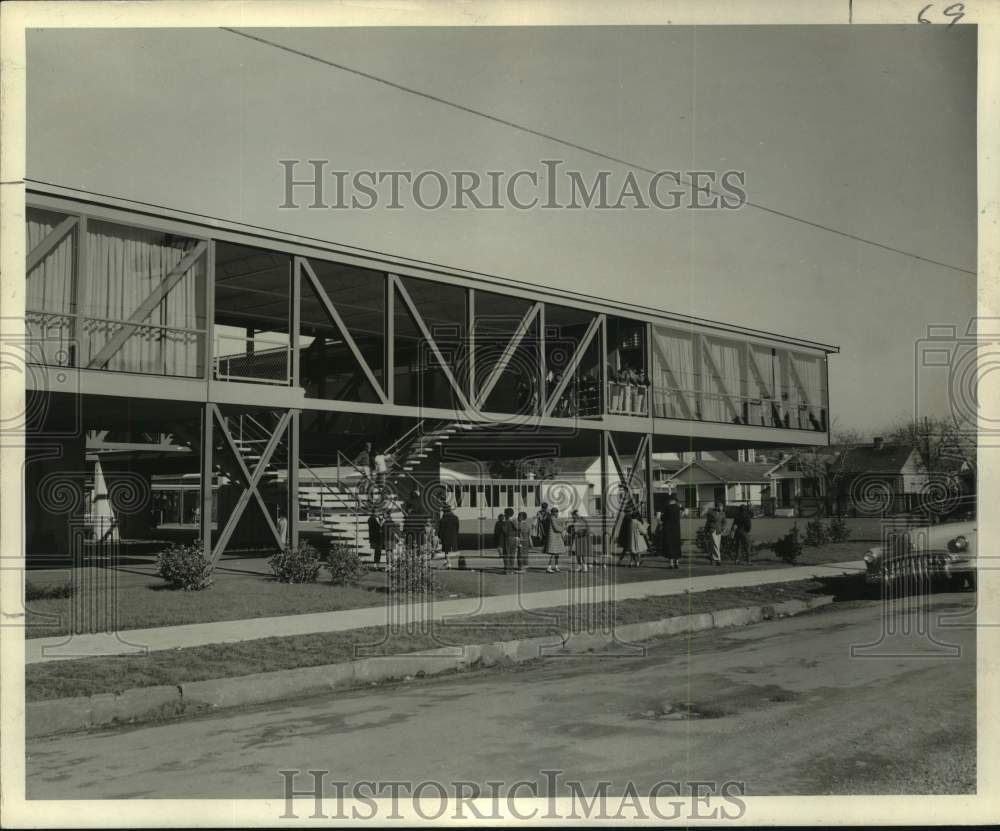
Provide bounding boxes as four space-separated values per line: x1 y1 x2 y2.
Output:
617 513 633 551
438 511 460 551
367 515 384 551
404 495 427 535
498 516 519 556
660 502 682 558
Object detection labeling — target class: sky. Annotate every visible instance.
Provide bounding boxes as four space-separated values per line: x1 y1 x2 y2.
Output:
25 25 977 435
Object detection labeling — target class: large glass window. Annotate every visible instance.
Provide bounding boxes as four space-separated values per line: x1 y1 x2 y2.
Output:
25 210 208 377
214 242 291 385
394 275 469 410
472 289 540 415
606 316 649 417
26 208 78 367
543 303 602 418
651 323 827 431
299 258 385 403
84 220 207 377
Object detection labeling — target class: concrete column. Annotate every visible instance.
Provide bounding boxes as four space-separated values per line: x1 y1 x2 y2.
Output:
288 409 300 548
200 403 213 560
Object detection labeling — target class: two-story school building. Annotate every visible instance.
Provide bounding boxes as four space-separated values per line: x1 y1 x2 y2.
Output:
22 182 837 565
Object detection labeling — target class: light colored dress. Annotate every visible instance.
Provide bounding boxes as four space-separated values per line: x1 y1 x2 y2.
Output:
545 516 567 555
629 519 649 555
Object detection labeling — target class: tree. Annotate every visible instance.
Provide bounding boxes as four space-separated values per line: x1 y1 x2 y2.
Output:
881 416 976 473
793 426 865 499
488 457 561 480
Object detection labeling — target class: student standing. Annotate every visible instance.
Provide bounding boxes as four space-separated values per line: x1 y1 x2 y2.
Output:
628 510 650 567
660 494 683 569
438 504 459 569
516 510 531 573
373 449 388 487
500 507 518 574
704 501 727 566
545 507 567 573
532 502 549 548
617 510 633 566
368 511 384 567
569 509 590 572
733 504 753 564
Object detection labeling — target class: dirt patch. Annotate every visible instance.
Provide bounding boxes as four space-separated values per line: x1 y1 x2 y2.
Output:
631 682 803 721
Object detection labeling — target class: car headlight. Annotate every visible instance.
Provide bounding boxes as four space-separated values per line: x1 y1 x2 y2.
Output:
948 535 969 553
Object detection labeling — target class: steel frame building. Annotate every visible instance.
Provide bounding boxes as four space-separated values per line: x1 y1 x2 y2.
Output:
23 181 838 565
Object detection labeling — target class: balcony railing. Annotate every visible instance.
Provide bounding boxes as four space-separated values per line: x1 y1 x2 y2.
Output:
26 309 206 378
213 334 291 385
607 381 650 417
653 387 827 432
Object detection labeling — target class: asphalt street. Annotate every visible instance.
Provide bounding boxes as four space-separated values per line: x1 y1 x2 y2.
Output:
26 592 976 799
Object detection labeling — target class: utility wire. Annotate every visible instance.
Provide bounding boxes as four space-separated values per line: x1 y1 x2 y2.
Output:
222 26 976 278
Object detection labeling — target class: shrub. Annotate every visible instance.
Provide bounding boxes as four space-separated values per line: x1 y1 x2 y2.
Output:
826 515 852 543
268 541 322 584
157 544 214 591
25 580 75 601
773 524 803 564
387 543 442 598
803 517 830 547
694 526 710 553
327 542 367 586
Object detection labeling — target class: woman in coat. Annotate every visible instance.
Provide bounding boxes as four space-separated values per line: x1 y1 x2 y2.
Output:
437 505 460 569
617 510 633 566
545 507 567 573
660 495 683 569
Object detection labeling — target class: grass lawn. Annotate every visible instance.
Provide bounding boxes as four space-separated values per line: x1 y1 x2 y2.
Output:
24 533 870 639
24 567 467 640
25 578 842 702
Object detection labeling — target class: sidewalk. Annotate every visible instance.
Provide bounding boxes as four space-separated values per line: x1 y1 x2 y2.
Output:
26 560 865 664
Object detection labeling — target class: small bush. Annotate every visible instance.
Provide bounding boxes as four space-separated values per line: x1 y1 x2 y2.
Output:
327 543 366 586
773 525 803 564
157 544 214 591
694 526 710 553
268 542 322 584
826 515 852 543
25 580 75 601
387 544 442 598
803 517 830 547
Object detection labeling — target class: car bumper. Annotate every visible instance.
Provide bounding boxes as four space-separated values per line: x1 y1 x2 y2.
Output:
865 553 976 584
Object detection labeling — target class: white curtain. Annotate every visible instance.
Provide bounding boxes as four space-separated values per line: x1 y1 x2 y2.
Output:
652 327 696 419
748 345 777 426
703 337 743 423
26 210 75 366
83 220 204 376
789 352 825 429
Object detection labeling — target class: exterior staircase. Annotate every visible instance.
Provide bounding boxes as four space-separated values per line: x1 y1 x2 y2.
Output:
166 413 483 557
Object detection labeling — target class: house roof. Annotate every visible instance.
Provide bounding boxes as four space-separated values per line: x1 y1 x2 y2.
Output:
838 444 917 475
441 455 598 479
668 460 773 484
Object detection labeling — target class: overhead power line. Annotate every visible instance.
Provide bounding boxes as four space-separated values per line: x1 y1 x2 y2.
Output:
222 27 976 278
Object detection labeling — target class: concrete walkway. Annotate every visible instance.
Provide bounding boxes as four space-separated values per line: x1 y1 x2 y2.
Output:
26 560 865 664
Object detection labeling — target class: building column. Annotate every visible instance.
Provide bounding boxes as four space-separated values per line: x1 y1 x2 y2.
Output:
200 402 213 560
600 430 610 558
288 408 300 548
644 432 654 524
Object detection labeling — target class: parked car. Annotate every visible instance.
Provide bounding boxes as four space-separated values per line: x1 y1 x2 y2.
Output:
863 507 976 592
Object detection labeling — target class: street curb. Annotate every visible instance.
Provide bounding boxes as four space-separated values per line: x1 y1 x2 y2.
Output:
26 595 834 738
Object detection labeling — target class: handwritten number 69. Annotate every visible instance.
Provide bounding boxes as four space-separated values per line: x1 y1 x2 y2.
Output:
918 3 966 25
